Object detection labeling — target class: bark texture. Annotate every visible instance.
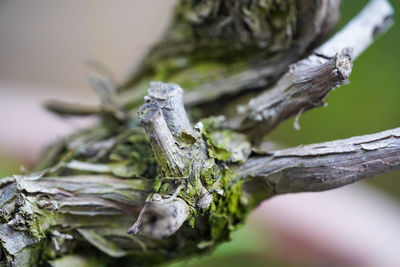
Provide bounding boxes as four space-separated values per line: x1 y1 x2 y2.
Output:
240 128 400 200
0 0 396 266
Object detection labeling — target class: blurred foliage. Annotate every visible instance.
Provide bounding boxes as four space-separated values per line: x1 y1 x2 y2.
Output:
0 153 20 178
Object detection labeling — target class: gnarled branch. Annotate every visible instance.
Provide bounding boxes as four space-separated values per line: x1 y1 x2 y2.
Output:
0 0 397 266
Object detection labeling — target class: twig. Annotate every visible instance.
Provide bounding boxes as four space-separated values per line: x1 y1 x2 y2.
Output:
231 50 352 142
44 100 101 117
316 0 394 60
137 102 186 177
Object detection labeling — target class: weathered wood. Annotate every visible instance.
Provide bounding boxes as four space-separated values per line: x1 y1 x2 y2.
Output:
117 0 342 113
138 101 187 177
240 128 400 203
0 0 397 266
229 0 394 142
230 50 353 142
147 82 193 137
133 83 212 240
128 194 189 240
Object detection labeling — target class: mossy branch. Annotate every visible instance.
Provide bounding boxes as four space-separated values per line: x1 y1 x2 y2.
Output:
0 0 396 266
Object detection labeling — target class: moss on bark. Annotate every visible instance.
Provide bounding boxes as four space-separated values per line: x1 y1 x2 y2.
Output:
0 0 342 266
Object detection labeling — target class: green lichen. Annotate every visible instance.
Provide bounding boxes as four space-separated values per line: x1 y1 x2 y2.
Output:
177 131 197 148
208 169 248 243
199 116 251 163
199 158 220 186
108 134 157 178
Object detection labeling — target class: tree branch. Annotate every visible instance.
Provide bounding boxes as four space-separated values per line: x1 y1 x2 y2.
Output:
1 1 396 266
117 0 341 113
229 0 394 142
133 83 213 240
138 101 187 177
230 50 352 142
239 128 400 201
316 0 394 60
146 82 193 138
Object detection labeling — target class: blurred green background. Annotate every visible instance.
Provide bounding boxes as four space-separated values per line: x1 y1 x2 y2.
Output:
0 0 399 266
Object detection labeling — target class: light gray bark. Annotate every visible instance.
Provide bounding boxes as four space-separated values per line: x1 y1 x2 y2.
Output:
240 128 400 199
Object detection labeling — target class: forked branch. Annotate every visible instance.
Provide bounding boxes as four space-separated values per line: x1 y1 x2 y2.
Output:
133 82 212 239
